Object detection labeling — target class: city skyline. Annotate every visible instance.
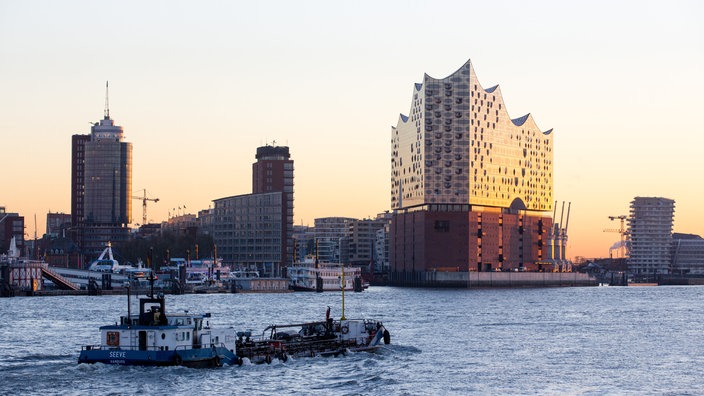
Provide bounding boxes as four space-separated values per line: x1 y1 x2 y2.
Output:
1 1 703 259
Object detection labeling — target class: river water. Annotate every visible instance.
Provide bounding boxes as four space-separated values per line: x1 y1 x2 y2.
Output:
1 286 703 395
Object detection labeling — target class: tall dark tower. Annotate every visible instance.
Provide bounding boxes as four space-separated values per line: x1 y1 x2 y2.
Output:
253 144 294 265
252 144 293 195
71 134 90 229
71 82 132 260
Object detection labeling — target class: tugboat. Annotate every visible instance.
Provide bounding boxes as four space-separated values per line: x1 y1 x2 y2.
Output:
78 256 241 367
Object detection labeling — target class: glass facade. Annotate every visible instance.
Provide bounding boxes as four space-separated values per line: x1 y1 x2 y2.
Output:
72 113 132 258
391 59 553 212
212 192 285 276
389 60 555 282
84 140 132 225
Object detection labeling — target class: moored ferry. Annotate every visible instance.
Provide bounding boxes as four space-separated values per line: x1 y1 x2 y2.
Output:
288 258 363 292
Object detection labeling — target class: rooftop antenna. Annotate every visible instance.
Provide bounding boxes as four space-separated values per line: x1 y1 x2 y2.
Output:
104 81 110 119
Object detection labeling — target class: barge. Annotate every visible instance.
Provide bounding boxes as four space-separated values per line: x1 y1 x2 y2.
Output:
236 307 390 364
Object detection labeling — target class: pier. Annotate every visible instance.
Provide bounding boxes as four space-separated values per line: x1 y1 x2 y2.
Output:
1 260 80 296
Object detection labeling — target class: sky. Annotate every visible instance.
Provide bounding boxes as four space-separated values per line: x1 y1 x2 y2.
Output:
1 0 703 260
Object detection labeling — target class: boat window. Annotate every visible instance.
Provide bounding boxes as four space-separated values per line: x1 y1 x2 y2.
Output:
106 331 120 346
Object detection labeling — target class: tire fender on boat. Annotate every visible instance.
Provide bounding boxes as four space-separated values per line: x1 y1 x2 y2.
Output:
213 356 221 367
341 325 349 335
175 355 183 365
383 329 391 345
279 352 288 363
265 354 272 364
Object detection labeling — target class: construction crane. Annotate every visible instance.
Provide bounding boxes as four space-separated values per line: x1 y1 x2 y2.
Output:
604 215 628 258
132 189 159 225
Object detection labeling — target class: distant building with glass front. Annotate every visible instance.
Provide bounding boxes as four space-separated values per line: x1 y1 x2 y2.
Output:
212 192 285 277
390 59 554 285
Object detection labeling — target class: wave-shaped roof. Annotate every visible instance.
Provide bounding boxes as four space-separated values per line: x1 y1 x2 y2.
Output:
511 114 530 126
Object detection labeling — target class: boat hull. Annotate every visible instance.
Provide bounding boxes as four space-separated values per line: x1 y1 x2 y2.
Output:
78 346 239 367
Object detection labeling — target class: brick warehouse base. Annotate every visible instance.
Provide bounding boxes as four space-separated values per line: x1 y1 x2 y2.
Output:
390 207 553 275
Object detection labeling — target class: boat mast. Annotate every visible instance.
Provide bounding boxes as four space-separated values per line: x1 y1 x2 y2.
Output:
340 263 346 320
147 247 155 298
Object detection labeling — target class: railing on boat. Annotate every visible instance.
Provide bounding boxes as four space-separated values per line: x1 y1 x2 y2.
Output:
80 342 230 352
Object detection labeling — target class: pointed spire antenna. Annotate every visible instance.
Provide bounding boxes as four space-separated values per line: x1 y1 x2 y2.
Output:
104 81 110 119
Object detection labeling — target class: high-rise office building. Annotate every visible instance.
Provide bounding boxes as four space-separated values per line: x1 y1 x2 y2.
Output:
71 84 132 259
627 197 675 276
390 59 554 285
211 145 293 276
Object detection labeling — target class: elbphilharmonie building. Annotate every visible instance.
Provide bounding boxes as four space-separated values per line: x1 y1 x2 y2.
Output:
390 59 555 285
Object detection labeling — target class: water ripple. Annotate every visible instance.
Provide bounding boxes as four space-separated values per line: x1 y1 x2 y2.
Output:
2 286 704 395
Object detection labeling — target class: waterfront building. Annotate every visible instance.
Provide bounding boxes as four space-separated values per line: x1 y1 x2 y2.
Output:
627 197 675 276
671 233 704 275
313 217 355 263
374 225 389 273
162 214 198 237
0 207 25 255
46 212 71 238
345 215 391 267
212 192 285 277
197 208 213 236
626 197 675 276
390 59 554 285
71 84 132 259
210 145 293 276
292 224 315 262
134 223 162 240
